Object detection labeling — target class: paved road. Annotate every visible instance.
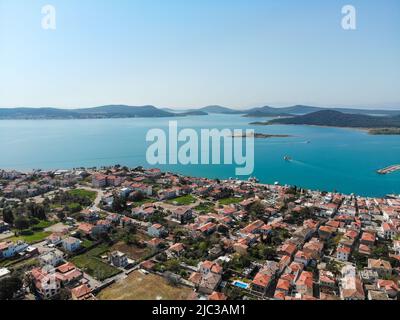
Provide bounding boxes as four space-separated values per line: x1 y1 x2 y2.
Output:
0 231 15 240
77 186 104 208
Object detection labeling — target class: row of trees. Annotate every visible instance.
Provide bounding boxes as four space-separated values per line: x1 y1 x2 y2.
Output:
1 200 49 234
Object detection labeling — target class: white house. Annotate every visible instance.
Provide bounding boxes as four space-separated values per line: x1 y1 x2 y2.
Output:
0 268 11 279
46 234 62 246
336 246 351 261
131 183 153 197
147 224 167 238
62 237 82 252
172 207 193 224
120 187 133 198
31 267 61 300
340 265 365 300
393 240 400 256
39 250 64 267
92 174 107 188
382 223 398 240
294 251 312 266
158 188 177 200
0 240 29 258
109 251 129 268
199 260 223 275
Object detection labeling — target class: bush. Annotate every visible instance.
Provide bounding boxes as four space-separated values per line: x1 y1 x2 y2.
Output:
20 229 34 236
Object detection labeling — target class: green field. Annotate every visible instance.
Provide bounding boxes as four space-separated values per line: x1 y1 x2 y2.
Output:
194 202 216 213
68 189 97 202
167 195 196 206
219 197 243 205
81 239 95 249
131 198 156 208
9 231 52 244
31 220 54 230
70 245 121 281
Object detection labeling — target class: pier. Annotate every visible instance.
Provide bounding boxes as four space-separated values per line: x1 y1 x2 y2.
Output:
377 164 400 175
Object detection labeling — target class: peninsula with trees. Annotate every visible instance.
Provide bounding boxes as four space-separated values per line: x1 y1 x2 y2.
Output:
251 110 400 135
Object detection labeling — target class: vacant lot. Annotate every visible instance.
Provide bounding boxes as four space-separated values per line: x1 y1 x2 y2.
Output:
8 219 55 244
70 244 121 281
219 197 243 205
10 231 51 244
111 241 153 261
195 202 216 213
67 189 97 202
167 195 196 206
97 271 193 300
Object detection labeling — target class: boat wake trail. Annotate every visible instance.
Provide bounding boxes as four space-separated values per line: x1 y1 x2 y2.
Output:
290 159 324 171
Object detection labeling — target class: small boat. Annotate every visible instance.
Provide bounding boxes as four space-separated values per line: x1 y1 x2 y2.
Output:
284 156 292 161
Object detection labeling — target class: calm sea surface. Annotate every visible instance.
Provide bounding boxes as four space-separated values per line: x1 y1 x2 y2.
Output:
0 114 399 197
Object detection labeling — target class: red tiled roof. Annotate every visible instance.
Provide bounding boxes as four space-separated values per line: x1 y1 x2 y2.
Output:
276 278 291 292
208 291 227 301
71 284 92 299
252 273 271 288
57 262 76 274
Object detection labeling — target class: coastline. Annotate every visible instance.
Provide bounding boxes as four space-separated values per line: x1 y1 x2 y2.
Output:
249 122 400 135
1 166 399 199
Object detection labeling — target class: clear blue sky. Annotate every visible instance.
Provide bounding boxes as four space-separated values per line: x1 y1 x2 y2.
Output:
0 0 399 109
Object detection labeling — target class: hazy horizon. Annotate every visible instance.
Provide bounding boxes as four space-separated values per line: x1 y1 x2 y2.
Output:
1 104 400 111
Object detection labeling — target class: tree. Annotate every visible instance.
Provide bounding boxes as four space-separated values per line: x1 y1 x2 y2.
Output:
156 252 167 262
56 210 66 221
249 201 266 217
165 259 180 273
198 241 209 252
112 194 127 213
58 288 72 300
230 254 250 270
26 202 47 220
217 224 229 235
165 272 180 287
2 207 14 225
14 216 30 231
0 275 23 300
131 191 145 202
98 232 112 244
173 229 185 242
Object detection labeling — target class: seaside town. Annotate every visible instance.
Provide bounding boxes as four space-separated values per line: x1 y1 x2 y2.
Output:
0 166 399 301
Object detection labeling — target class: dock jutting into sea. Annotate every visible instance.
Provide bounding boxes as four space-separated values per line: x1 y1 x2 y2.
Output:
377 164 400 175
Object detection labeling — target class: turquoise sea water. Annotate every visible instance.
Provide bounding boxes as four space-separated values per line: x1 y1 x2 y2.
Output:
0 114 399 197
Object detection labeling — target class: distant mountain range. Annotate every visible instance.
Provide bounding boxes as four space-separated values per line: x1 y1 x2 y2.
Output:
0 105 205 120
254 110 400 129
242 105 400 117
198 105 244 114
169 104 400 117
1 104 399 120
242 106 293 117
